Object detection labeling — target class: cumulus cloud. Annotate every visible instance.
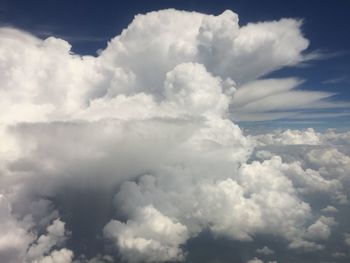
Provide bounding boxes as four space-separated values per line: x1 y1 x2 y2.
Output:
32 249 73 263
345 233 350 246
321 205 338 213
0 195 71 263
246 258 264 263
0 8 349 263
104 205 188 262
26 219 70 261
252 128 321 146
306 148 350 183
0 194 34 263
256 246 275 255
304 216 336 241
0 9 347 124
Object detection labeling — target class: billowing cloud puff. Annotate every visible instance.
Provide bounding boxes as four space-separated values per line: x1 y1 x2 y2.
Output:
0 9 347 124
256 246 274 255
0 8 349 263
321 205 338 213
0 196 71 263
344 233 350 246
32 249 73 263
104 205 188 262
252 128 322 146
246 258 264 263
26 219 70 261
0 194 34 263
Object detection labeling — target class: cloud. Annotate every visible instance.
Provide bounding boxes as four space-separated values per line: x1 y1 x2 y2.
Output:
322 75 350 84
252 128 321 146
0 8 349 263
32 249 73 263
304 216 336 241
345 233 350 246
0 9 347 124
321 205 338 213
288 238 324 252
246 258 264 263
332 251 346 258
0 195 72 263
0 194 34 263
229 78 347 121
26 219 70 261
256 246 275 255
104 205 188 263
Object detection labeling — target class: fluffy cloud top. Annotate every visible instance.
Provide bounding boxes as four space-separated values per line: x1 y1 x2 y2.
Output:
26 219 70 261
256 246 275 255
104 205 188 262
0 9 347 124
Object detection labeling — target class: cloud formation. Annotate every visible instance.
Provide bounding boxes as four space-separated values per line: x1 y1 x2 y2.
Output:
0 8 349 263
256 246 274 255
1 9 347 124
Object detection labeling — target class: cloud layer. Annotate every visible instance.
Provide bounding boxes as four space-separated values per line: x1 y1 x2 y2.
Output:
0 8 349 263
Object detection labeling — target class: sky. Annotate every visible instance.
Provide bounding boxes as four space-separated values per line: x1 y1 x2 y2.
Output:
0 1 350 263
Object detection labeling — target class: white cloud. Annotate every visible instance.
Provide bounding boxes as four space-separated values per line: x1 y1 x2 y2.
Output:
306 148 350 182
246 257 264 263
256 246 275 255
0 195 71 263
322 129 350 145
230 78 342 121
104 205 188 263
0 9 346 124
0 194 34 263
32 249 73 263
321 205 338 213
345 233 350 246
0 8 349 263
105 154 338 258
252 128 321 146
305 216 336 241
26 219 69 261
288 238 324 252
231 78 303 109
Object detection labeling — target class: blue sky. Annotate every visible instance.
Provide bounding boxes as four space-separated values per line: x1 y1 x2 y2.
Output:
1 0 349 129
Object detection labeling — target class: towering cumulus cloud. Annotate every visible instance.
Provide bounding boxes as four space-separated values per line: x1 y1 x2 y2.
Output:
0 9 349 263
